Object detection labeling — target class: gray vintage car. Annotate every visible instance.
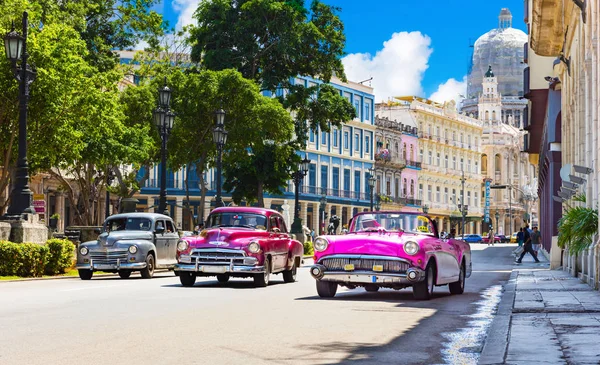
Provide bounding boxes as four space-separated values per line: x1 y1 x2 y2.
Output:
76 213 180 280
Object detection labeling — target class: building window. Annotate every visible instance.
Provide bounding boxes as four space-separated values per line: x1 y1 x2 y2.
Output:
403 143 407 159
452 131 456 141
344 131 349 149
410 145 414 161
460 133 464 143
444 187 448 203
475 137 478 147
427 185 432 202
452 189 456 204
467 159 471 172
354 134 360 152
394 142 399 157
321 131 327 145
395 178 399 197
445 155 449 168
467 135 471 146
475 161 479 174
453 156 457 170
436 153 440 166
365 136 370 154
428 151 432 165
320 165 328 190
410 180 415 197
474 192 478 207
354 99 360 119
467 191 471 206
403 178 407 196
436 126 440 138
333 129 338 147
436 186 441 202
309 129 315 143
418 184 423 200
419 149 423 163
461 158 464 171
386 178 391 195
364 101 371 121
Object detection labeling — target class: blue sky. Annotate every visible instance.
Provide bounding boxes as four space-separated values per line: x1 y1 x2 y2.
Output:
158 0 527 102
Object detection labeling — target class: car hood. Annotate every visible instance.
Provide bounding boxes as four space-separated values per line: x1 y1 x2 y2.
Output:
96 231 154 246
322 232 407 256
185 228 269 250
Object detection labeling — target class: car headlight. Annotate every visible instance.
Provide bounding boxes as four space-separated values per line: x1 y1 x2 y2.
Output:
79 246 88 256
248 241 260 253
177 239 189 252
314 237 329 252
128 245 138 254
403 241 419 255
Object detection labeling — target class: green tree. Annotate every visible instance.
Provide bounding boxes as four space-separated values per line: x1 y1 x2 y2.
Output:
188 0 356 205
557 195 598 254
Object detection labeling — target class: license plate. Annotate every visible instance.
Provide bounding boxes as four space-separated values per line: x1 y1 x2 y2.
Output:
203 266 228 274
373 265 383 272
179 256 191 264
344 264 355 271
95 264 115 270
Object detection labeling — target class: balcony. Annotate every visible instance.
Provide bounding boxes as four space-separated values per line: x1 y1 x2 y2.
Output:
375 148 406 170
405 159 422 169
290 186 370 201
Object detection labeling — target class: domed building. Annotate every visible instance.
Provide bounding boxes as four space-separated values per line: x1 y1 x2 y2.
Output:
462 8 528 128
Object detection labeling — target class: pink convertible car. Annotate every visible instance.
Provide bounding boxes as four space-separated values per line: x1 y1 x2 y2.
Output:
310 211 472 300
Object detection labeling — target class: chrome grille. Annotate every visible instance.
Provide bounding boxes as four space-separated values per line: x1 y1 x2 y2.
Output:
90 249 128 265
321 257 409 273
191 249 246 265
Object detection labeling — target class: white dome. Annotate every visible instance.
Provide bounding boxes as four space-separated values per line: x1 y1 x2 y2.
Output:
467 24 527 99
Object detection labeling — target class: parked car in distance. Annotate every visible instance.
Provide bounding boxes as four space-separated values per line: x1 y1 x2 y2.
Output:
461 234 483 243
310 211 472 300
496 234 509 243
174 207 304 287
482 235 501 244
76 213 179 280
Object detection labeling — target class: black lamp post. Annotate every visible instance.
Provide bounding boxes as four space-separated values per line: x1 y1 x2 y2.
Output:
212 109 227 208
368 167 376 211
374 195 381 211
494 211 500 235
153 81 175 215
319 193 327 235
422 205 429 214
3 12 37 218
105 169 115 219
291 153 311 234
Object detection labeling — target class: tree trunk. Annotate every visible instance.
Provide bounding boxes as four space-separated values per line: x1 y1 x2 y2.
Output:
257 181 264 208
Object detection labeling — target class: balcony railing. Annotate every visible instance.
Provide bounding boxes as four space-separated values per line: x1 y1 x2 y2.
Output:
405 160 422 168
287 185 371 201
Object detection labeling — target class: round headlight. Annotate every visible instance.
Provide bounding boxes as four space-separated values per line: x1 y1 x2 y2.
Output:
404 241 419 255
314 237 329 252
128 245 138 254
79 246 88 256
177 240 189 252
248 241 260 253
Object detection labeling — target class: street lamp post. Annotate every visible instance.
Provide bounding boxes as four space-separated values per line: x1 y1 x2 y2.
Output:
291 154 311 234
153 81 175 215
3 12 37 218
494 211 500 237
212 109 227 208
105 169 115 219
319 194 327 235
374 195 381 211
368 167 376 211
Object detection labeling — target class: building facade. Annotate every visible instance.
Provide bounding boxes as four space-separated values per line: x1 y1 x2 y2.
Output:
526 0 600 288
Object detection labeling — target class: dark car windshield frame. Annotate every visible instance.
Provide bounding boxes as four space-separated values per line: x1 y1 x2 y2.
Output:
206 212 267 230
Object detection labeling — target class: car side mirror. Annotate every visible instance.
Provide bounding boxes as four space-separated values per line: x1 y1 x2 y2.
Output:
94 228 102 234
155 226 165 234
440 232 448 239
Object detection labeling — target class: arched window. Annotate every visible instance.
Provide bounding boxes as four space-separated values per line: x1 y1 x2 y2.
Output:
495 154 502 173
485 110 489 120
492 110 497 120
445 154 449 168
403 178 407 196
394 141 399 157
410 180 415 197
403 143 407 160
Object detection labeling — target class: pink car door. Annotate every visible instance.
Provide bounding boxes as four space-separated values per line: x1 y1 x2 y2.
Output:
267 215 288 271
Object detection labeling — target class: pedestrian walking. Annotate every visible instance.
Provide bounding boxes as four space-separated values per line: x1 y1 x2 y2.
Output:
487 230 494 246
516 228 524 247
517 225 540 263
310 229 315 242
530 226 542 257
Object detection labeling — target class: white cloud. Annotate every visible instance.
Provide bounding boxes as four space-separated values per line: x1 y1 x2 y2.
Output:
342 31 433 103
429 76 467 105
172 0 203 29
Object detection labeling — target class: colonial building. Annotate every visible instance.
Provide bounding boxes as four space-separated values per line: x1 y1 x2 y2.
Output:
526 0 599 288
478 66 537 236
379 98 484 235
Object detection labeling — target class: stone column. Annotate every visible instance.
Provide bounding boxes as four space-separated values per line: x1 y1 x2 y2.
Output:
175 197 183 229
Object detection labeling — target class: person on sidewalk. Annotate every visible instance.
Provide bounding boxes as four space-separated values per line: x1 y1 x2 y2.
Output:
512 227 525 256
530 226 542 257
516 226 540 263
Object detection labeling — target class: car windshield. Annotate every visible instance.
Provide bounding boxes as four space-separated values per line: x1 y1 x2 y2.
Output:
351 213 434 235
104 217 152 232
206 212 267 230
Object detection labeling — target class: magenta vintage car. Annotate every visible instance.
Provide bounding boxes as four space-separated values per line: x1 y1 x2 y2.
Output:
174 207 304 287
310 211 472 300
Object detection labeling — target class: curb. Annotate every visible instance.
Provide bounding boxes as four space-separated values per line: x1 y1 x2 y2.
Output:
479 270 518 365
0 269 171 283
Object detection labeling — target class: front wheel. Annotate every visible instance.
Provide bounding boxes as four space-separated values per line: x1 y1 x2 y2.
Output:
140 254 155 279
78 269 93 280
316 281 338 298
179 272 196 287
449 264 465 294
216 274 229 283
118 270 131 279
365 285 379 292
254 257 271 287
413 264 435 300
282 260 297 283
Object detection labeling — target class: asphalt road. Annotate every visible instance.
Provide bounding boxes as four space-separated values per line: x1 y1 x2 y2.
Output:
0 244 516 365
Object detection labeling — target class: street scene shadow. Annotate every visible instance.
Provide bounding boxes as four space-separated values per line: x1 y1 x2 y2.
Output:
161 278 286 289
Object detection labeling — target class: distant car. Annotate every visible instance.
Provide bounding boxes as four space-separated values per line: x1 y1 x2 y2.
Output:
496 234 510 243
310 211 472 300
461 234 483 243
510 232 518 243
174 207 304 287
76 213 179 280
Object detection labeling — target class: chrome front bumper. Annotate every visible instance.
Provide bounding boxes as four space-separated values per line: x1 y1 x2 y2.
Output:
310 264 425 285
76 259 147 271
174 263 265 274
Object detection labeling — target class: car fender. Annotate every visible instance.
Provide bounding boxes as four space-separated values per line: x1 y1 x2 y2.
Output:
285 239 303 268
116 239 157 258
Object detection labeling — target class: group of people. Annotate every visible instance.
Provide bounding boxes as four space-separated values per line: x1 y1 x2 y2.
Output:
514 224 542 263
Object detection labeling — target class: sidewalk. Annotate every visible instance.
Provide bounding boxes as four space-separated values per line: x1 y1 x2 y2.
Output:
480 249 600 364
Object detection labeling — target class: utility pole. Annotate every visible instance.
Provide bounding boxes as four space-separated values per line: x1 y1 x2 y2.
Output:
461 169 466 236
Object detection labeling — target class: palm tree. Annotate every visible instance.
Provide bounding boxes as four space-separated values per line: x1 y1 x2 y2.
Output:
557 195 598 254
